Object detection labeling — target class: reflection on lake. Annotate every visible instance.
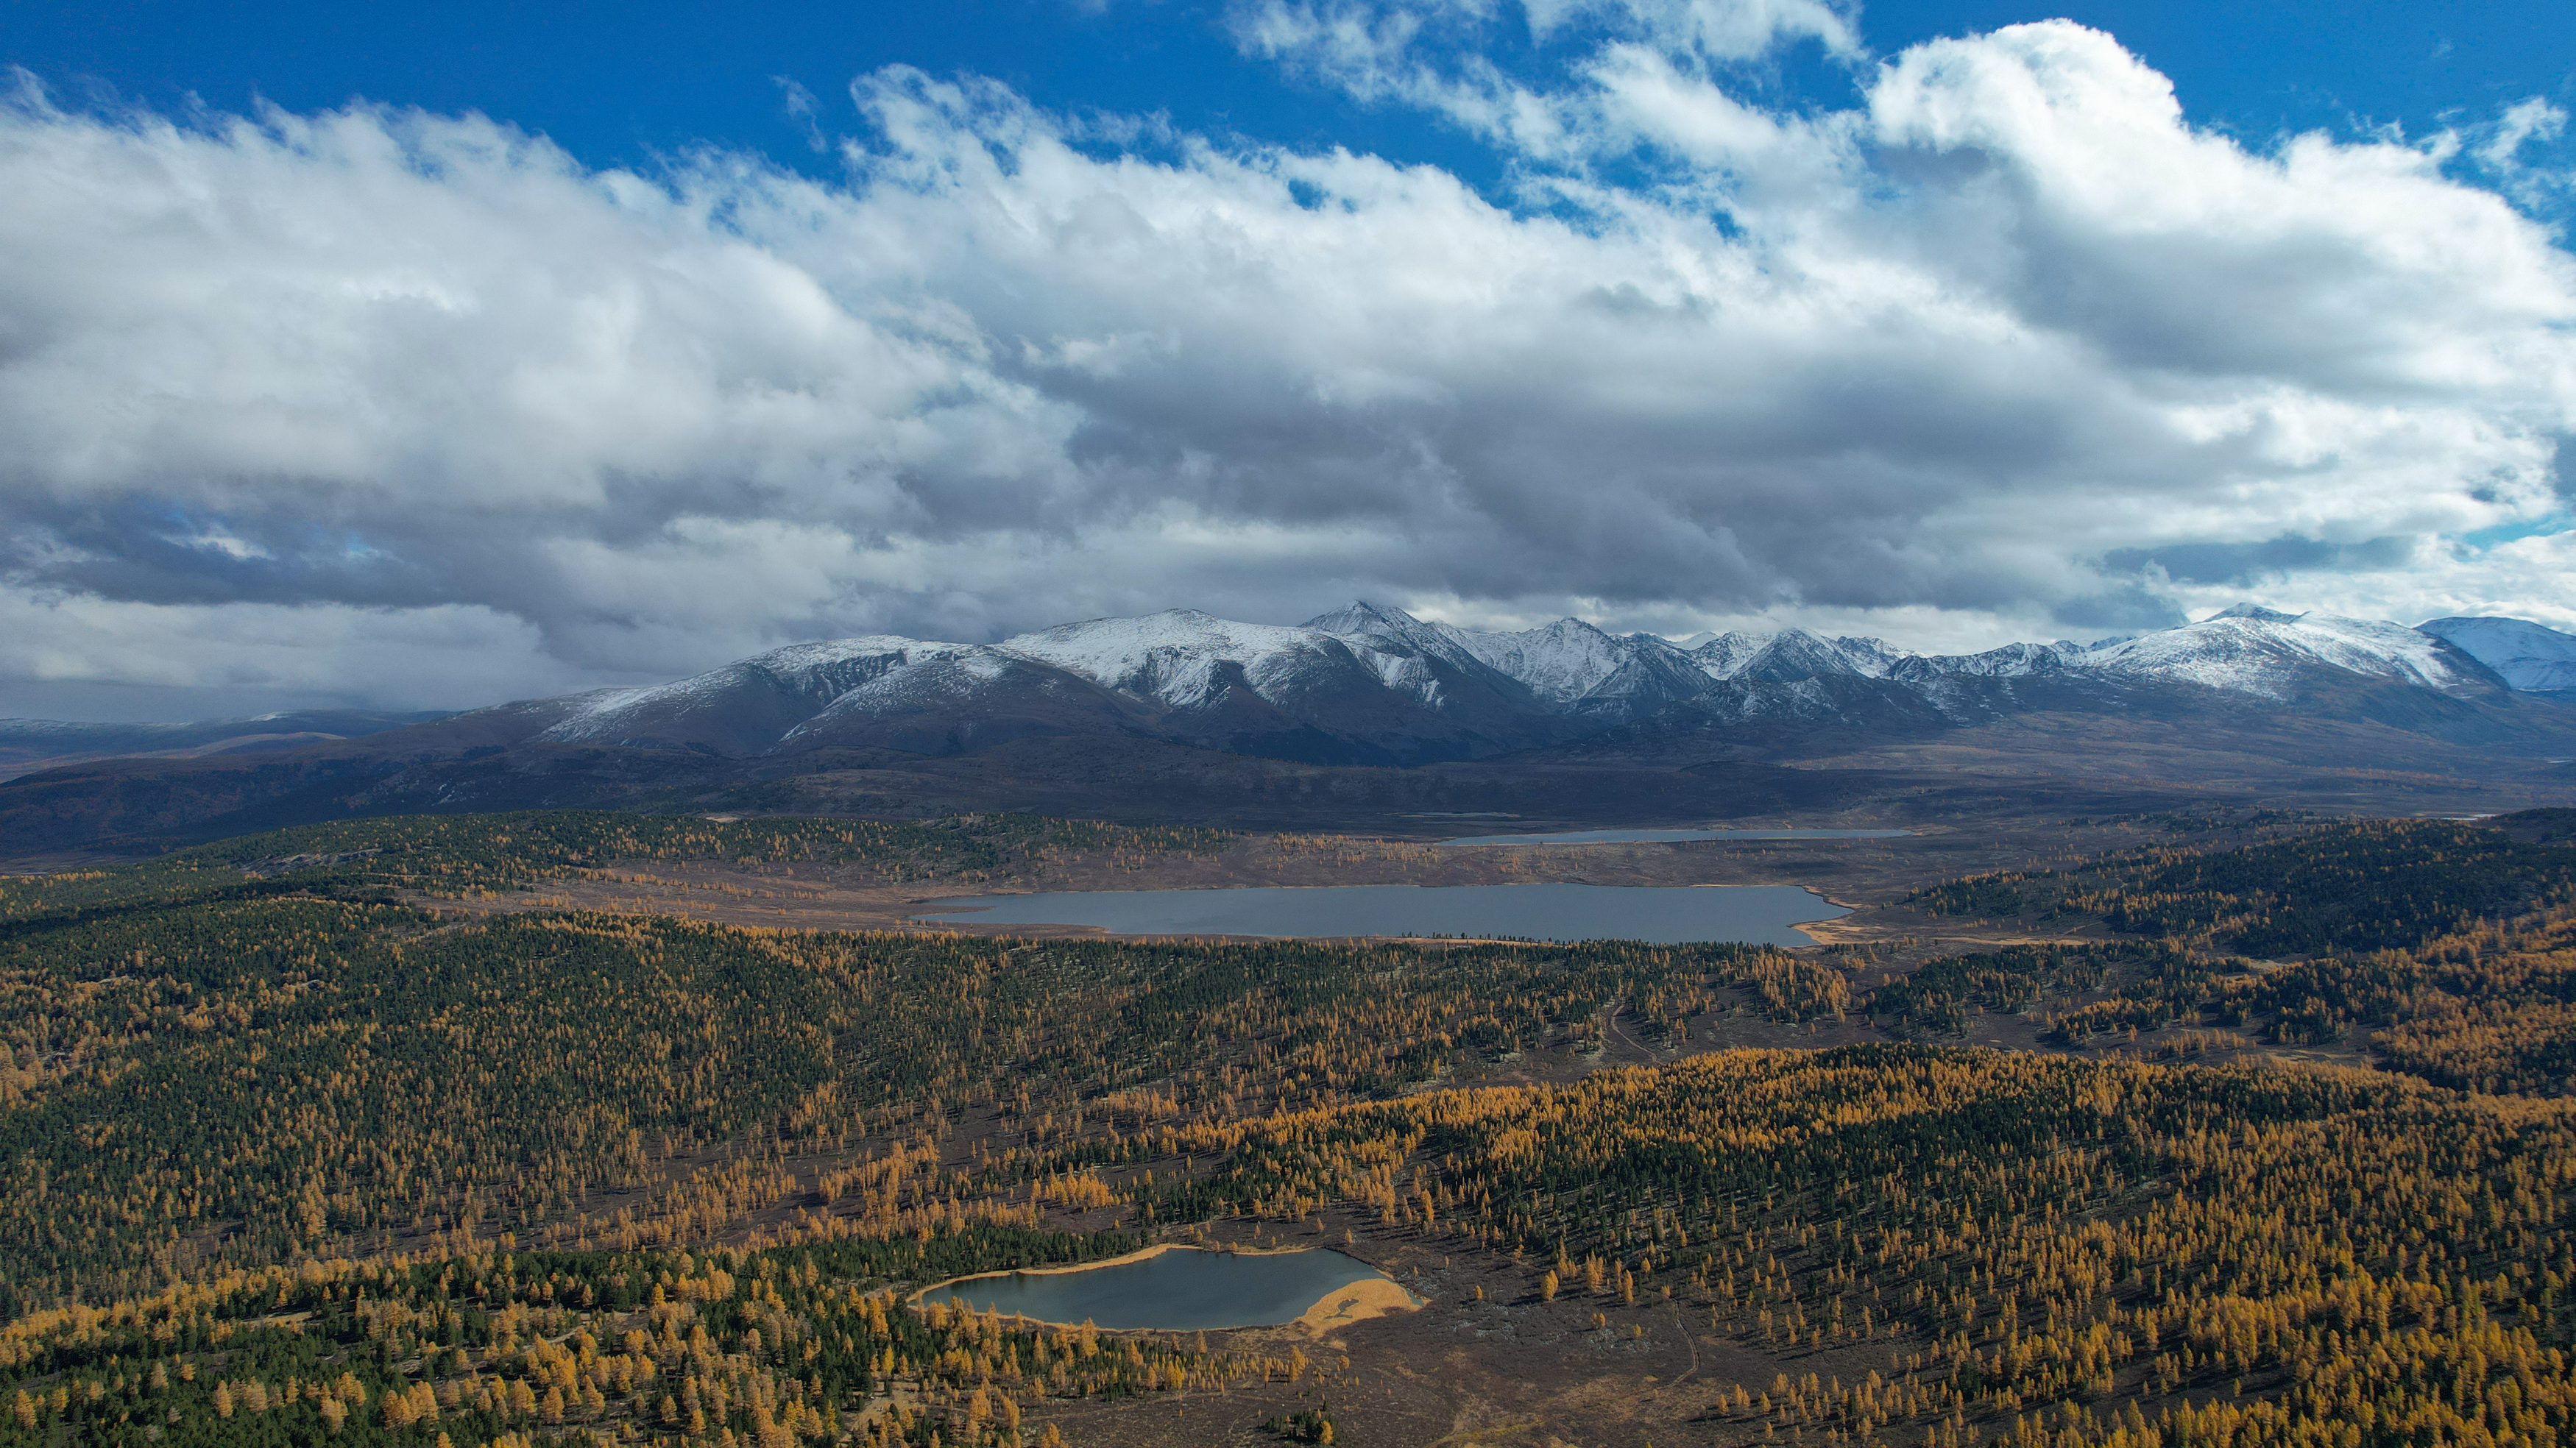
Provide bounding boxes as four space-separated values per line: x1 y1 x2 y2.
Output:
1437 827 1914 846
912 882 1846 945
927 1247 1395 1330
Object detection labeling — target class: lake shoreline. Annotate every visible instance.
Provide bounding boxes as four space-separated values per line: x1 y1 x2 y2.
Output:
910 881 1850 946
913 1242 1421 1333
1434 826 1915 846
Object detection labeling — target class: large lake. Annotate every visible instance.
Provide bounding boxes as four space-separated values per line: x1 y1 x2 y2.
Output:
913 882 1847 945
1437 826 1914 846
925 1247 1395 1331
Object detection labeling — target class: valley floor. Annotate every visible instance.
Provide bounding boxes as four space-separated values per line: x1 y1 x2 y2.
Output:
3 804 2569 1448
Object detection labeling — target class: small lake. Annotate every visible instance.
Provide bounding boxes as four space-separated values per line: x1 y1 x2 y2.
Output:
925 1248 1395 1330
912 882 1846 945
1437 827 1914 846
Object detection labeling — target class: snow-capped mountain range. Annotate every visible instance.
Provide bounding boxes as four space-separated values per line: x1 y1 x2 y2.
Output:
2418 617 2576 695
474 601 2574 767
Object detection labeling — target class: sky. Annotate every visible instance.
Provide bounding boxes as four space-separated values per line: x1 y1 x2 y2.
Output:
3 0 2574 720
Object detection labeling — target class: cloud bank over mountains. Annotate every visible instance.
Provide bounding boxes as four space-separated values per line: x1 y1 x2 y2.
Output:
1 1 2572 717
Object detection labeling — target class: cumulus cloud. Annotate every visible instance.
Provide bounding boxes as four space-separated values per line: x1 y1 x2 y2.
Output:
1 13 2573 717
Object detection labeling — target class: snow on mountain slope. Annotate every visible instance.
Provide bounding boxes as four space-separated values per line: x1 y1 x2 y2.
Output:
1301 601 1497 678
1892 642 2087 681
406 597 2570 772
1307 603 1890 711
1002 607 1556 758
2083 605 2487 700
2418 617 2576 694
535 637 958 753
775 648 1153 756
1001 611 1348 710
1685 631 1773 678
1307 601 1719 716
1339 607 1714 717
1438 617 1669 709
1684 629 1907 682
1434 618 1613 703
1732 630 1907 683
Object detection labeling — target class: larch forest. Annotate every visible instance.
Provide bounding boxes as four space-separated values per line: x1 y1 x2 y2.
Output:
3 807 2575 1448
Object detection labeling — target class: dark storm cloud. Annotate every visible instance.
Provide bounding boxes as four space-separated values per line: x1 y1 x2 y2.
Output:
2099 535 2418 588
2050 588 2190 635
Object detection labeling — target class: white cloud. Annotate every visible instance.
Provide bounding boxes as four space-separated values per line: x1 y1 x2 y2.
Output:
0 589 585 712
2477 97 2566 171
2465 96 2575 213
0 20 2573 717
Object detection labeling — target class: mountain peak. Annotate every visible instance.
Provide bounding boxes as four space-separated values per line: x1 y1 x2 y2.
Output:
2208 603 2304 623
1537 616 1614 639
1303 600 1425 633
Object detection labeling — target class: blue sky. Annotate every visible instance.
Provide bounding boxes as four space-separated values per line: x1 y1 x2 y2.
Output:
2 0 2573 717
16 0 2571 200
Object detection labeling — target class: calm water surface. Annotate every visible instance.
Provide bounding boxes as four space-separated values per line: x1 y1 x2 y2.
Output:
928 1248 1394 1330
1437 827 1914 845
913 882 1846 945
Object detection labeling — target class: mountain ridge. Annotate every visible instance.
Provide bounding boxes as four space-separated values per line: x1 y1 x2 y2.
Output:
4 602 2571 853
0 709 452 783
439 599 2556 766
7 603 2569 774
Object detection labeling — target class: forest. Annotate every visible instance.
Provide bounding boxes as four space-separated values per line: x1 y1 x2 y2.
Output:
1906 817 2576 1089
0 812 1231 923
0 812 1774 1310
0 808 2572 1446
1908 817 2576 957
